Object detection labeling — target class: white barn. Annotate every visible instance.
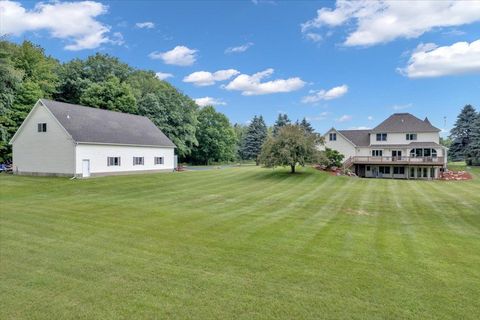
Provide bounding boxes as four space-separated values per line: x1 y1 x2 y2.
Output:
10 99 176 178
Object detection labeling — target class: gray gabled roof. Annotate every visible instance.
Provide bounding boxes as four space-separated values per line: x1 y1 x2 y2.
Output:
371 113 440 133
41 99 176 147
338 130 371 147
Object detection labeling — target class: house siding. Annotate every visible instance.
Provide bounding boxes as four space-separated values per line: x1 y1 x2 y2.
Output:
12 104 75 175
324 130 356 160
75 144 175 176
369 132 439 145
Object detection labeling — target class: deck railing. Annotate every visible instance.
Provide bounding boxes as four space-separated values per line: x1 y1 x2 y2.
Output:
347 156 445 165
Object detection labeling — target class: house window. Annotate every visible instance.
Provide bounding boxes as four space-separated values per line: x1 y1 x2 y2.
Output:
423 168 428 178
393 167 405 175
423 148 431 157
376 133 387 141
432 149 437 157
379 166 390 174
329 133 337 141
406 133 417 141
107 157 121 166
133 157 144 166
154 157 164 165
372 150 383 157
37 123 47 132
410 167 415 178
430 168 436 178
366 166 370 171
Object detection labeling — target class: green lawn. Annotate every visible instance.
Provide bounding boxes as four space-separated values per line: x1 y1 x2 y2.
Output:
1 166 480 319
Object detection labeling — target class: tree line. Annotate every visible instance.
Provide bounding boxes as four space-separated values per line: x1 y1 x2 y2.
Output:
448 104 480 165
0 40 321 167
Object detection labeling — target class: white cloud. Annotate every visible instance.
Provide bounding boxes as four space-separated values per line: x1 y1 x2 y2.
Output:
183 69 239 86
306 111 330 121
224 68 305 96
367 116 373 121
304 32 322 42
225 42 254 54
301 1 480 46
399 39 480 78
0 0 118 51
155 72 173 80
337 115 352 122
136 21 155 29
149 46 197 66
194 97 226 107
302 84 348 103
392 103 412 111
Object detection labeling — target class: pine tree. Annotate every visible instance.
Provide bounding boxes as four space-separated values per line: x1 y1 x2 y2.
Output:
299 117 315 133
273 113 291 136
466 112 480 165
449 105 477 161
240 115 267 164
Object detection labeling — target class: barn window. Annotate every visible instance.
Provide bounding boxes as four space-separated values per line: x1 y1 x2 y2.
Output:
37 123 47 132
107 157 121 166
133 157 144 166
154 157 164 165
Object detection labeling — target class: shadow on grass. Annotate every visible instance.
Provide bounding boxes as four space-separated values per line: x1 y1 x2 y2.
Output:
252 167 322 181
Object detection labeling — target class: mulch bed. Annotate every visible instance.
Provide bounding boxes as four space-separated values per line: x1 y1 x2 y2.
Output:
439 170 473 181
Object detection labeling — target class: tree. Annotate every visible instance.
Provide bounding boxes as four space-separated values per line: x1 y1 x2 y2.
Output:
325 148 345 168
190 106 237 165
440 137 452 148
449 105 477 161
466 113 480 165
240 115 267 164
297 117 315 134
273 113 291 136
259 124 322 173
233 123 248 160
80 76 137 114
128 70 199 159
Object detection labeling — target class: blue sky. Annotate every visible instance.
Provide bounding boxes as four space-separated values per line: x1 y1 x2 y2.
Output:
2 0 480 135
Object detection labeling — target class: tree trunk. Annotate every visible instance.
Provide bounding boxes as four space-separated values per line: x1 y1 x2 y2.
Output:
290 164 295 173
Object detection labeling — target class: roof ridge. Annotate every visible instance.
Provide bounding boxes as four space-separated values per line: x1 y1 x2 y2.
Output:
40 99 147 119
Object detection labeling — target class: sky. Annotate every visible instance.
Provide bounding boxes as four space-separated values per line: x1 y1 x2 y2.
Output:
1 0 480 136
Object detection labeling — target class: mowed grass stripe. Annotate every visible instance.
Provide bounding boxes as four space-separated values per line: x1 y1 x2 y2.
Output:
1 166 480 319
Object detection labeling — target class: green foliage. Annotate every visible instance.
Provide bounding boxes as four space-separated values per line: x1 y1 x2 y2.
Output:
324 148 345 168
240 115 267 164
297 117 315 134
439 137 452 148
129 71 199 158
233 123 248 160
466 114 480 165
80 76 137 114
0 40 60 162
449 104 477 161
259 124 322 173
190 106 237 165
273 113 291 136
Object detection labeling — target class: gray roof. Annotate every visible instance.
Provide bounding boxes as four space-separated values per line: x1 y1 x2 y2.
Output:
371 113 440 133
41 99 176 147
338 130 370 147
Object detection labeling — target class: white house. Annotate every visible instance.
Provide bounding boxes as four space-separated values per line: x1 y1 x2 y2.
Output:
10 99 176 178
324 113 448 179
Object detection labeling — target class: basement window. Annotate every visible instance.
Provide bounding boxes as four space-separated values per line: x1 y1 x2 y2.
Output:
133 157 144 166
37 123 47 132
107 157 121 166
154 157 164 165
